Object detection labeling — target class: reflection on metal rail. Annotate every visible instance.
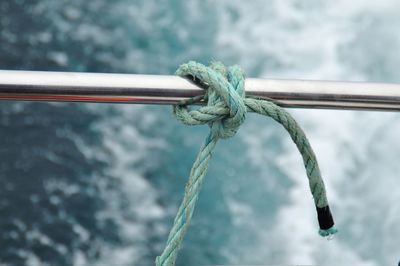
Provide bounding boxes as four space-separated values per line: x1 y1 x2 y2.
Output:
1 70 400 111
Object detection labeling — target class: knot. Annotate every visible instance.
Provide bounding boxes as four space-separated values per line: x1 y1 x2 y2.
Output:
158 60 337 266
174 61 246 139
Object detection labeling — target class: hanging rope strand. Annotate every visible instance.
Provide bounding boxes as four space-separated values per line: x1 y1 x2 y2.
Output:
156 61 337 266
243 98 336 236
155 132 218 266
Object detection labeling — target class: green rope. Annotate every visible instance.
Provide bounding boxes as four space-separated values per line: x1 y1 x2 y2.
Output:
155 61 337 266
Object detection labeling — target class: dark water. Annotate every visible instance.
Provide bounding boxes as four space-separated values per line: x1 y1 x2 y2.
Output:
1 1 400 265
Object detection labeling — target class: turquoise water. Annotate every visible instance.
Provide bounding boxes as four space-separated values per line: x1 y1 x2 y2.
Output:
0 0 400 265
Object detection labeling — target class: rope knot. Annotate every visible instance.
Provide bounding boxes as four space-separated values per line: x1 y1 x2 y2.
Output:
158 60 337 266
174 61 246 139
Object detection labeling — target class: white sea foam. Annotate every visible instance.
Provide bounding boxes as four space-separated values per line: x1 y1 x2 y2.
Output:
12 0 400 265
211 0 400 265
74 104 167 266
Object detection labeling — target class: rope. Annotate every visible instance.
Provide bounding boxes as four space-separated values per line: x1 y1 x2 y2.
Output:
155 61 337 266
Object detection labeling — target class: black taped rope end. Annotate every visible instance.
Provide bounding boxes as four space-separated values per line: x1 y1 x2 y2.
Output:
317 206 338 237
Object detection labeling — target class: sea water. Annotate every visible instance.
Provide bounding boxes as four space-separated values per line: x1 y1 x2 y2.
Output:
0 0 399 265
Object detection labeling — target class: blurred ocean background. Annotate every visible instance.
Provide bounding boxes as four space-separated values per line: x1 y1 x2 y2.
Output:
1 0 400 265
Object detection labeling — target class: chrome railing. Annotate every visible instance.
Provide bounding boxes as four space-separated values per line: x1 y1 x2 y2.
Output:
1 70 400 111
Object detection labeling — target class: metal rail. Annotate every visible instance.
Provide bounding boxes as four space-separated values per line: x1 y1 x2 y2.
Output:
1 70 400 111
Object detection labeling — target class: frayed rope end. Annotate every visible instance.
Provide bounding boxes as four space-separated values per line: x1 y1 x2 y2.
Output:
319 225 338 238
